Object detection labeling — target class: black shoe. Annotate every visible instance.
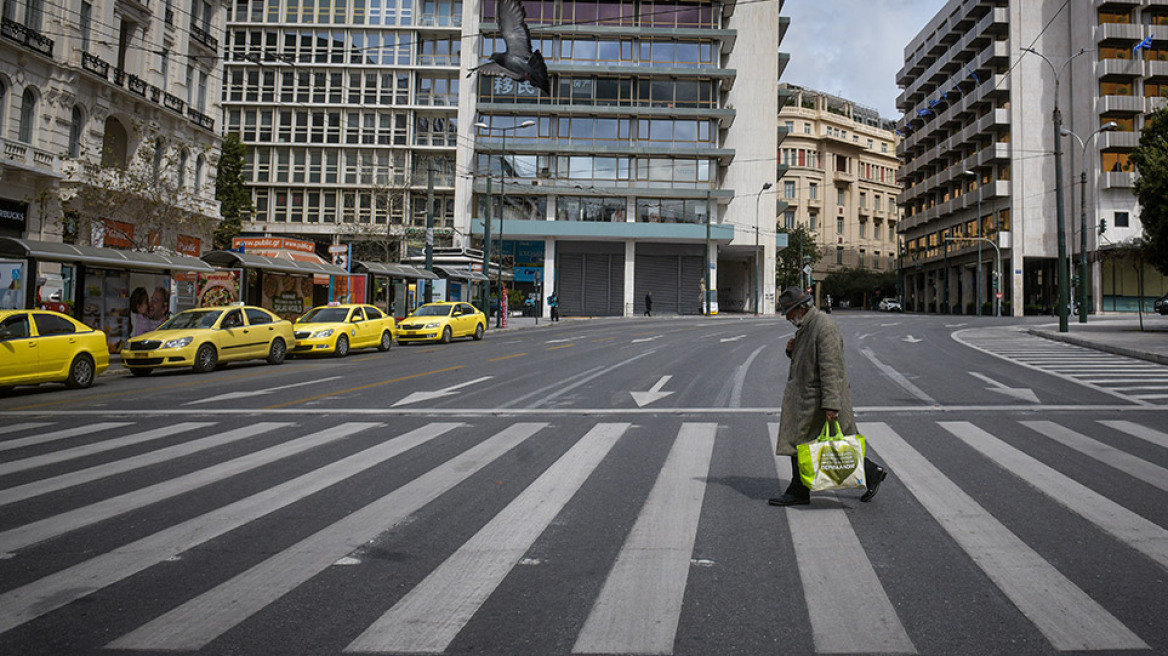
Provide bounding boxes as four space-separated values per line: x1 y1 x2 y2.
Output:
861 467 887 503
768 492 810 506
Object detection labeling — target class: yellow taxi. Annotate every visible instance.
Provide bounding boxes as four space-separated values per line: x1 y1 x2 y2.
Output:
396 301 486 344
0 310 110 392
122 304 294 376
292 303 396 357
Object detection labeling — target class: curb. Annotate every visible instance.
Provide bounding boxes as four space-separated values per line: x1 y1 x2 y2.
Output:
1026 328 1168 366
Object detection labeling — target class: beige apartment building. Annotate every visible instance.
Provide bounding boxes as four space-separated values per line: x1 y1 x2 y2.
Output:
898 0 1168 317
778 84 902 296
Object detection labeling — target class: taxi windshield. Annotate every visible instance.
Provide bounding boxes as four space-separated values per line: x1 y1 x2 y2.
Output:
158 310 222 330
299 307 350 323
411 305 452 317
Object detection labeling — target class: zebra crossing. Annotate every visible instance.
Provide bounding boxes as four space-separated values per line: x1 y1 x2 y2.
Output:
955 327 1168 404
1 414 1167 654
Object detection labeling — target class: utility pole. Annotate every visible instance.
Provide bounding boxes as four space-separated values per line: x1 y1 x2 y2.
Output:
424 164 434 304
482 175 492 314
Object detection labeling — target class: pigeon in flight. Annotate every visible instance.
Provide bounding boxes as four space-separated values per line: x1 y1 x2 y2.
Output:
468 0 551 95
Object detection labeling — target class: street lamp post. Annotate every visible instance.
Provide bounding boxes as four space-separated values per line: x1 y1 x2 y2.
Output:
963 170 982 316
946 236 1001 316
754 182 772 316
1061 121 1118 323
1022 47 1091 333
474 119 535 327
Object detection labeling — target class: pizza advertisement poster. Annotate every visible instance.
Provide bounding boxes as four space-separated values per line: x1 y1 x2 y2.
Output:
197 270 241 308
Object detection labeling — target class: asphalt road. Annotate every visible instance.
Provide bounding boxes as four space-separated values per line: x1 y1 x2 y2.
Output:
1 312 1166 655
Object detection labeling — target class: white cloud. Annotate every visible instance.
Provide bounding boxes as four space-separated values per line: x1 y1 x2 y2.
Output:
781 0 948 119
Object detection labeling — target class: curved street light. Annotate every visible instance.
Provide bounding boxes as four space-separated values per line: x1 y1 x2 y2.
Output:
1061 121 1119 323
1021 46 1092 332
474 119 535 327
754 182 772 316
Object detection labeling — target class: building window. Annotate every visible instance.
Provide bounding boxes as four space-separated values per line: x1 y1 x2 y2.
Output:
784 120 794 132
836 189 844 205
68 105 84 157
859 222 866 238
808 182 818 200
18 88 36 143
80 0 92 51
178 149 188 187
195 154 205 192
1115 211 1129 227
858 250 865 267
152 138 164 178
836 216 844 234
859 192 866 208
803 122 810 134
881 143 888 153
836 246 843 265
784 180 795 198
784 210 795 229
809 210 817 232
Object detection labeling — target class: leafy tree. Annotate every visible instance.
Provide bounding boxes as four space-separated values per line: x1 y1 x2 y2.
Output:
56 122 215 251
776 225 822 289
821 267 898 309
1128 107 1168 277
213 133 251 250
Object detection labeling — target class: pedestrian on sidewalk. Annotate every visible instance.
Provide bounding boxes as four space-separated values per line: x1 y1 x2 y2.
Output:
769 286 888 506
548 292 559 322
645 291 653 317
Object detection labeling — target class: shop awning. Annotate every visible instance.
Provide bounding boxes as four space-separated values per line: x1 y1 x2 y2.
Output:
201 250 348 276
354 261 440 280
435 265 490 282
0 237 215 272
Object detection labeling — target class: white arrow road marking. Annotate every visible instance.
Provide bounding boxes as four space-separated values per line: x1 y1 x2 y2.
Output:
631 335 661 343
720 335 745 343
631 375 674 407
392 376 493 407
970 372 1040 403
903 335 923 343
185 377 342 405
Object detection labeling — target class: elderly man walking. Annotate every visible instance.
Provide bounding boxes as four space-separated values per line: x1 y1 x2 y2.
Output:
769 286 888 506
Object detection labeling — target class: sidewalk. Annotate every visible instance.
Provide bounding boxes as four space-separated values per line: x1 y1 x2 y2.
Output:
1027 315 1168 366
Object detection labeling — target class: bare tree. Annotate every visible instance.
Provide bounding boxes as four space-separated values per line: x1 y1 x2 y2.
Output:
55 121 217 252
337 169 413 262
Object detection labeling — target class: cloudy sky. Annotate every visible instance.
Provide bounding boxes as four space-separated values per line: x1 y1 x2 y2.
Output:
781 0 950 120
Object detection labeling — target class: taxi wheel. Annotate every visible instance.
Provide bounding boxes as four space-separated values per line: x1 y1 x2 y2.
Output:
129 367 153 377
193 344 218 373
473 323 485 341
65 354 96 389
267 338 287 365
378 331 393 352
334 334 349 358
440 326 452 344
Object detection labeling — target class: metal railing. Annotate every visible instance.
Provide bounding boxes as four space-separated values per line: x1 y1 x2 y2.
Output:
1 17 53 57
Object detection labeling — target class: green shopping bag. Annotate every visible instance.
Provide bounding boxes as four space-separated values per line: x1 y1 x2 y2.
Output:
797 420 867 491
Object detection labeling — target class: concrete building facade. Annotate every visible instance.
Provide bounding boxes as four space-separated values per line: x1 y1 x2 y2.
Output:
778 84 902 297
898 0 1167 317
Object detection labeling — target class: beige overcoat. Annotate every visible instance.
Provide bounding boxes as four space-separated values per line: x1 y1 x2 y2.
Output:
775 306 856 456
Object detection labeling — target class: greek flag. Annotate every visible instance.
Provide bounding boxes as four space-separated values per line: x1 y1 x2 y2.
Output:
968 65 980 84
917 108 933 118
1135 35 1153 53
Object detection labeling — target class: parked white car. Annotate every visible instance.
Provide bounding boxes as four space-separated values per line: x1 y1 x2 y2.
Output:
878 298 903 312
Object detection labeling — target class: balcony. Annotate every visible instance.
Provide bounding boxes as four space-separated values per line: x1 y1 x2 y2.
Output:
1096 57 1142 78
1096 22 1142 42
2 137 61 178
82 51 110 79
1097 131 1139 150
1 17 54 57
1102 171 1135 188
1096 95 1143 114
190 22 219 51
188 107 215 131
127 74 148 97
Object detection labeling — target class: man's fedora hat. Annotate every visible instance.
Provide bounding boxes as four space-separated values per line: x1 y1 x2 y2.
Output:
777 286 813 315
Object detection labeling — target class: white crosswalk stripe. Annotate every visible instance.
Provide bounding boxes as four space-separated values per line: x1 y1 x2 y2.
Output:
955 327 1168 404
1 416 1165 654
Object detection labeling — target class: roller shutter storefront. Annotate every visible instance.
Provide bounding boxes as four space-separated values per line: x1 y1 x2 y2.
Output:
555 242 624 316
635 244 705 315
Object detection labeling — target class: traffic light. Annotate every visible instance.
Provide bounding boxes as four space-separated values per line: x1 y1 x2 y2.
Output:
1099 218 1107 235
1071 275 1080 288
992 277 999 291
